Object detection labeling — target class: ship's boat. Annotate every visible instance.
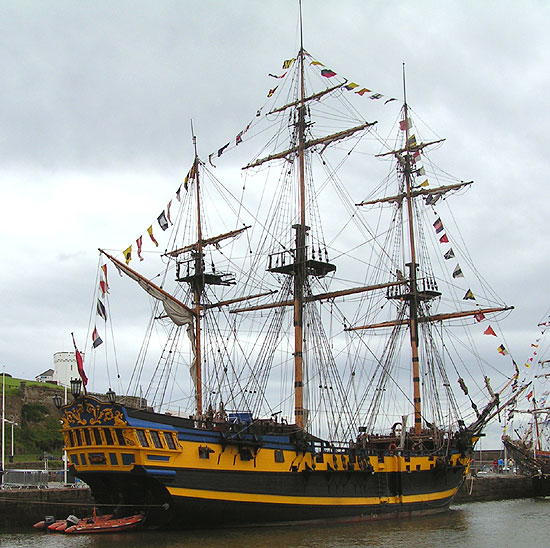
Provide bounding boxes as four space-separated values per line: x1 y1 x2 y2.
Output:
58 6 519 529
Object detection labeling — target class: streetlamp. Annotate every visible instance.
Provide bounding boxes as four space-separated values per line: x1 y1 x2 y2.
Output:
52 393 63 409
106 388 116 404
70 378 82 399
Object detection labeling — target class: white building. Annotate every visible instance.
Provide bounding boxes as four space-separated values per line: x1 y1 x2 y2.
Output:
52 351 84 388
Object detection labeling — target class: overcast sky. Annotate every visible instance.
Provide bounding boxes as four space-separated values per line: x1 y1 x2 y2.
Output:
1 0 549 438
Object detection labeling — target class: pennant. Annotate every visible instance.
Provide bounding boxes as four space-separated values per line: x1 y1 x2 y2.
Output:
236 130 244 145
452 265 464 278
425 194 439 206
310 60 324 66
439 234 449 244
355 88 371 96
147 225 159 247
444 248 455 260
433 218 444 233
101 264 108 288
497 344 508 356
158 211 169 231
217 142 230 157
345 82 359 91
99 280 108 296
369 93 383 100
384 97 397 104
136 235 144 261
183 162 198 191
527 390 533 400
282 58 295 69
321 69 336 78
268 72 287 79
123 245 132 265
407 134 417 147
176 185 182 202
463 289 475 300
267 86 278 98
96 299 107 321
71 333 88 389
474 312 486 322
419 180 429 187
416 167 426 177
92 326 103 349
483 325 497 336
166 200 173 225
531 343 539 348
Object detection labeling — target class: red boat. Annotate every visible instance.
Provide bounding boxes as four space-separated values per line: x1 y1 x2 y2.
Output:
64 513 143 534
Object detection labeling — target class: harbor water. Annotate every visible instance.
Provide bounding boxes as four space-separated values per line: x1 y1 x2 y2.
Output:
1 498 548 548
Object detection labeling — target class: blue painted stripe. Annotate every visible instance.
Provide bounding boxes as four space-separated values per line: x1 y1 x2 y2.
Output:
145 468 176 476
147 454 170 461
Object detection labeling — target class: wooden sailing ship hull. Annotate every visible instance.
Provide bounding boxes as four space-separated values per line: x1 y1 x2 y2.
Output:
62 396 470 529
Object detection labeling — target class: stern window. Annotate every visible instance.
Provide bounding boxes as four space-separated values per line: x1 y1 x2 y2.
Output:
93 428 103 445
150 430 163 449
136 430 150 447
104 428 114 445
163 432 176 450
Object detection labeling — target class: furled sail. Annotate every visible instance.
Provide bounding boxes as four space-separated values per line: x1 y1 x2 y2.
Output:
99 249 195 326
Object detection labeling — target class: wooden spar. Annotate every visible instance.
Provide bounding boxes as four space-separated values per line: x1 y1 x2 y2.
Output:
163 226 251 258
293 38 307 430
230 281 407 314
193 150 203 417
243 122 375 170
356 181 473 207
98 249 196 319
204 290 278 310
267 82 346 115
345 305 514 332
375 138 446 158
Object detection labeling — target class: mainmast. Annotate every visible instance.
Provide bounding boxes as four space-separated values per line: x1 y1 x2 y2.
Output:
402 65 423 436
192 131 203 416
293 2 307 429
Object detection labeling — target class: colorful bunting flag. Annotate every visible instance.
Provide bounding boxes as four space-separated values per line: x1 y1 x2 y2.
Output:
407 134 417 147
399 118 410 131
531 343 539 348
484 325 497 336
527 390 533 400
217 142 230 157
92 327 103 349
439 234 449 244
497 344 508 356
166 200 173 225
345 82 359 91
433 218 444 233
99 280 108 296
267 86 278 98
416 167 426 177
444 249 455 260
136 235 144 261
158 211 169 231
355 88 371 96
474 312 486 322
148 225 158 247
269 72 287 79
321 69 336 78
176 185 182 202
384 97 397 104
282 58 296 69
101 264 108 287
123 245 132 265
463 289 475 300
97 299 107 321
452 265 464 278
420 180 430 187
236 130 244 145
369 93 383 100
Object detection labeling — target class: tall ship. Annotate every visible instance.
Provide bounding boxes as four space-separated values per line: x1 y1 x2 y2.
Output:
503 311 550 496
58 12 518 528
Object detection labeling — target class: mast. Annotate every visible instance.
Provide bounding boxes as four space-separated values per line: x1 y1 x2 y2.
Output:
191 128 203 417
293 0 307 429
402 64 423 436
